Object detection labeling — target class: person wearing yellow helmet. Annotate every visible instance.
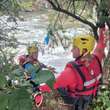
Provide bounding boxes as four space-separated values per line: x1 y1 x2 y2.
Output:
54 25 109 110
72 34 95 57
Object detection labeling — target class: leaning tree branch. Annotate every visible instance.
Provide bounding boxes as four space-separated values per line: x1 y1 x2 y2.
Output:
46 0 98 40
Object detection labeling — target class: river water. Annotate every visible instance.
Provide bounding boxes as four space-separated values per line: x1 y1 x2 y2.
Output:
13 11 73 73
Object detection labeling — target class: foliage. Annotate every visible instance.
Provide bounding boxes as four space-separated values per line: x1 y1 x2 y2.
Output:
90 81 110 110
97 0 110 28
0 49 33 110
0 48 17 75
0 56 32 110
0 74 7 89
0 0 20 16
0 51 56 110
0 65 32 110
0 87 33 110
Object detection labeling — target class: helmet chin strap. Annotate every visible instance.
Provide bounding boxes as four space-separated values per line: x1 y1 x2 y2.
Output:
82 51 90 57
75 54 83 61
75 51 90 61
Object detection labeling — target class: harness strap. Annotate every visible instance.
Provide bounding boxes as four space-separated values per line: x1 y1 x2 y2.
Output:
69 61 100 93
69 61 86 83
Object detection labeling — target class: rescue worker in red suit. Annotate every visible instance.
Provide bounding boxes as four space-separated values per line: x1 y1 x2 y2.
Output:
54 25 109 110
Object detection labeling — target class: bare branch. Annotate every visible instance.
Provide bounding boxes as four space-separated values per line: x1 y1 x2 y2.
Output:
79 0 87 16
46 0 98 39
55 0 60 8
47 0 95 27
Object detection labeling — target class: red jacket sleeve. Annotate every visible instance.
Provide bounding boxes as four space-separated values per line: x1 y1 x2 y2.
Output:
93 27 106 62
54 65 77 89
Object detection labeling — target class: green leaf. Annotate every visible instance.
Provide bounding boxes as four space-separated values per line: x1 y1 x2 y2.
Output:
0 74 7 89
0 92 8 110
12 69 24 77
106 107 110 110
8 87 32 110
35 70 55 90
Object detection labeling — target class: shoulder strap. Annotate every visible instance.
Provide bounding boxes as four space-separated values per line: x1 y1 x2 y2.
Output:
69 61 97 93
69 61 86 83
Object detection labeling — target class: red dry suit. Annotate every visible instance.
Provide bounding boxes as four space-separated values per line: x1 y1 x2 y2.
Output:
54 27 106 97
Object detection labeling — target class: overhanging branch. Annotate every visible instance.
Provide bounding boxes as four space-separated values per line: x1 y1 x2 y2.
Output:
46 0 98 40
47 0 95 28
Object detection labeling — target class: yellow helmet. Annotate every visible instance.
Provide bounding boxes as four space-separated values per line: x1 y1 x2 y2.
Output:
27 43 38 55
72 34 95 55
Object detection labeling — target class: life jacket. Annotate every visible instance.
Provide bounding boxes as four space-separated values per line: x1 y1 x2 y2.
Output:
67 55 102 96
